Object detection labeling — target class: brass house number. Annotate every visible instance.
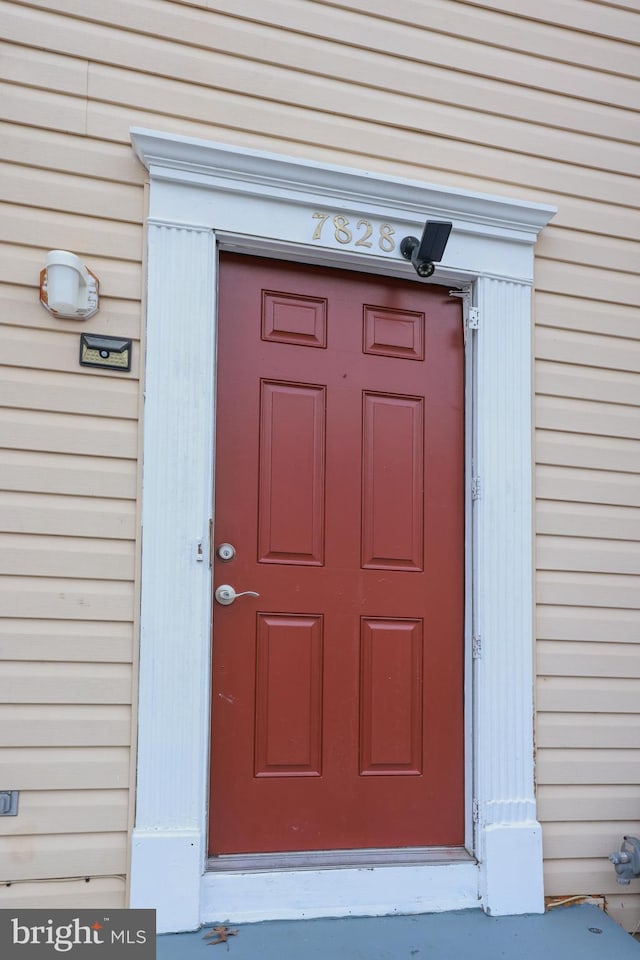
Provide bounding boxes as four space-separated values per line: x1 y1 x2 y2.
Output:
311 212 396 253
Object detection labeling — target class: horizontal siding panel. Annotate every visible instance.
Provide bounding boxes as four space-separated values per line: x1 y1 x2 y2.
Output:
0 37 88 95
0 620 132 662
537 605 640 644
536 361 640 407
0 160 143 224
0 790 129 837
0 491 135 540
0 202 142 262
1 450 137 500
544 858 638 897
0 705 131 746
537 677 640 713
537 641 640 679
2 27 637 215
0 283 141 340
0 121 144 184
0 876 126 908
0 533 135 581
536 432 640 474
531 186 636 235
536 466 640 509
537 327 640 373
5 14 638 150
0 831 127 882
537 712 640 748
1 366 139 420
538 785 640 822
0 408 137 459
0 245 141 301
87 61 640 177
446 0 640 42
538 228 639 276
535 260 638 307
537 536 640 575
537 501 640 540
543 821 640 860
0 746 130 790
27 0 640 98
85 101 640 238
0 79 552 208
536 396 640 440
6 77 632 230
0 663 132 705
0 80 86 135
321 0 640 50
0 577 134 621
186 58 639 158
537 571 640 609
591 0 640 9
537 748 640 784
0 323 140 379
535 293 639 341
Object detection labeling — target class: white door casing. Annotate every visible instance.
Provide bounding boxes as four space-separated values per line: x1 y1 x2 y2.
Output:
129 128 556 933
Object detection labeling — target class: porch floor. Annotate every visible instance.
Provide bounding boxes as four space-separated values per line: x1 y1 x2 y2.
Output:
157 904 640 959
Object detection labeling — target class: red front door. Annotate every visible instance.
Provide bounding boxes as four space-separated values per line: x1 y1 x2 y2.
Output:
209 253 464 856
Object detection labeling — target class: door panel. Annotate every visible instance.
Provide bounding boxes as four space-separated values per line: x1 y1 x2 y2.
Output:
258 380 326 565
361 391 424 570
254 613 324 778
209 253 464 855
360 617 424 775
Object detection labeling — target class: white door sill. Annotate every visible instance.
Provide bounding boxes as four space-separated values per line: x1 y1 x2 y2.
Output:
201 854 480 924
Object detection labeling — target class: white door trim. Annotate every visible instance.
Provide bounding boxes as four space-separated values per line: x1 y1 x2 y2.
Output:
129 128 555 933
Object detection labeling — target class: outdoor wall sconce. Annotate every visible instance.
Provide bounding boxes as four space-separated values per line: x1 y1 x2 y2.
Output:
40 250 99 320
400 220 453 278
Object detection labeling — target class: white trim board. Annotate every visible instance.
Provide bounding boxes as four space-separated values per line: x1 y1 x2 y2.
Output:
130 128 556 933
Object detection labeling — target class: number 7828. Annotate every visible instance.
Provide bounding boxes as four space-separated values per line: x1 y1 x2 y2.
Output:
311 213 396 253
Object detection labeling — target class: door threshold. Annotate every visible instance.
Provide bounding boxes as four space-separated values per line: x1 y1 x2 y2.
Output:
207 845 473 873
201 855 480 923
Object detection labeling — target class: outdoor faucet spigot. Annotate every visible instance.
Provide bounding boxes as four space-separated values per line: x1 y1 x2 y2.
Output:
609 836 640 885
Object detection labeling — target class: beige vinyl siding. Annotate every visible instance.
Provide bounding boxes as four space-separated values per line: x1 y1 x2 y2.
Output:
1 877 126 909
0 7 142 899
535 303 640 928
0 0 638 927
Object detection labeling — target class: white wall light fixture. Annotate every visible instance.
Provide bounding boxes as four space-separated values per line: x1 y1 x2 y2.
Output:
40 250 99 320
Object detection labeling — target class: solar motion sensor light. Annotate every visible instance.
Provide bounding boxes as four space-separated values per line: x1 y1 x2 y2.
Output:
400 220 453 278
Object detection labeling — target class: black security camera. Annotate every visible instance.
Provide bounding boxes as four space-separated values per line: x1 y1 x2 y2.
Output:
400 221 452 278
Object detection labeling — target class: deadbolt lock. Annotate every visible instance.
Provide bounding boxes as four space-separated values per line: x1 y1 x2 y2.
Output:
216 543 236 562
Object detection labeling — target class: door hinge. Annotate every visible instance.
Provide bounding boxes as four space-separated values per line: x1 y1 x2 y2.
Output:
472 799 480 824
472 634 483 659
471 476 481 501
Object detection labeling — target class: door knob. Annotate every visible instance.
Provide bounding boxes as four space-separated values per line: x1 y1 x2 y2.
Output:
215 584 260 606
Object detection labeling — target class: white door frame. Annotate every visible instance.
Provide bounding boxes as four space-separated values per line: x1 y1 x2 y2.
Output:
129 128 555 933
